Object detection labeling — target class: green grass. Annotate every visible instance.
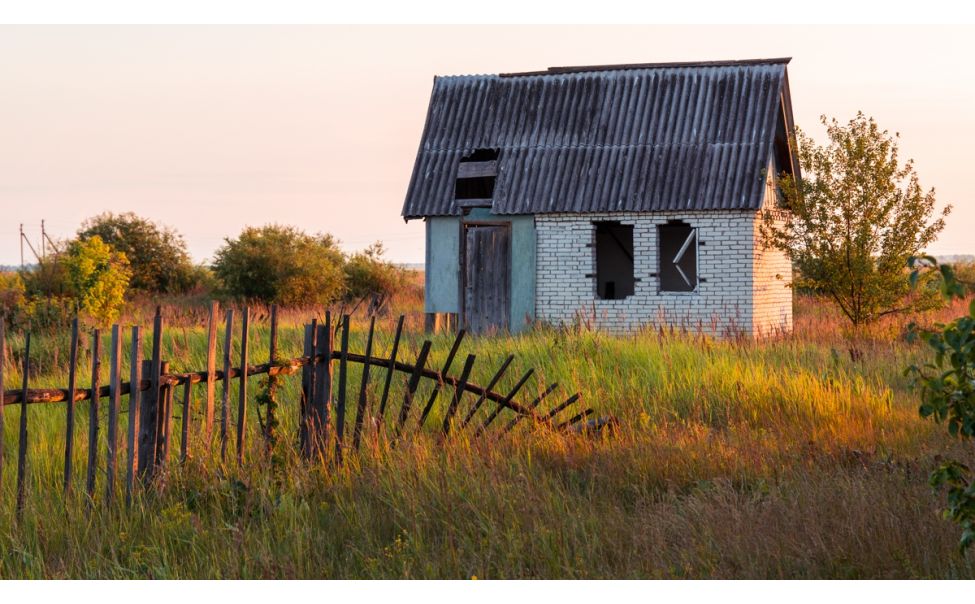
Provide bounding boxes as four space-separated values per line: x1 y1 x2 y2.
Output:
0 296 973 578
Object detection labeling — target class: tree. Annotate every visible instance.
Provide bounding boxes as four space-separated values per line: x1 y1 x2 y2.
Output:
344 242 410 313
762 113 951 327
907 257 975 551
212 225 346 306
78 212 195 294
61 235 131 324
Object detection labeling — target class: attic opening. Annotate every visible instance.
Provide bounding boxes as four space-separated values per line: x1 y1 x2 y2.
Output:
658 221 698 293
594 221 635 300
455 148 499 202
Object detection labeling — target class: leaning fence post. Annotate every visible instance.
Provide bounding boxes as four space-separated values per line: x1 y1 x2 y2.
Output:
418 329 466 430
460 355 514 431
333 315 350 462
125 326 142 507
299 321 315 458
377 315 404 421
474 370 534 437
395 340 432 435
311 315 332 459
180 377 192 464
138 308 163 480
86 329 101 500
263 304 278 449
351 316 375 451
63 317 79 496
219 308 234 463
105 325 122 505
235 307 250 467
441 354 476 436
204 301 218 439
499 383 559 435
16 332 31 520
158 362 173 466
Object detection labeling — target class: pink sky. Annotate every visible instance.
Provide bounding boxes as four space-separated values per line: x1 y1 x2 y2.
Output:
1 25 971 265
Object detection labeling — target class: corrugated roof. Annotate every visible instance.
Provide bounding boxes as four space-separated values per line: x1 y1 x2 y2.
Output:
402 59 794 219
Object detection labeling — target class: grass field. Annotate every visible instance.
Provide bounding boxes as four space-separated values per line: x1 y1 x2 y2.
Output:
0 290 973 579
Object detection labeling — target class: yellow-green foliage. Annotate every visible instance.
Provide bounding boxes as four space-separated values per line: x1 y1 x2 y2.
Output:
61 235 131 325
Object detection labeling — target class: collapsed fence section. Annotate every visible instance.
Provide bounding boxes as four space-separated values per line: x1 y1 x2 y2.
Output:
0 304 591 515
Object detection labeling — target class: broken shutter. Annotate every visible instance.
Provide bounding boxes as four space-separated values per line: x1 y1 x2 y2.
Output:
658 222 698 292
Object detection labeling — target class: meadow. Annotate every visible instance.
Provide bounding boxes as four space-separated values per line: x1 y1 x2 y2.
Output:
0 286 973 579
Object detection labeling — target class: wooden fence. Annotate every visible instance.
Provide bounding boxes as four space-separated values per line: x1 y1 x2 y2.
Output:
0 303 590 517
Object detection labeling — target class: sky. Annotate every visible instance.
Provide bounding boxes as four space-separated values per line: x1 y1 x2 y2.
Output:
0 25 972 266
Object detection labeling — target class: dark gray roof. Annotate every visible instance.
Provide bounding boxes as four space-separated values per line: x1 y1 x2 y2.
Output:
402 58 797 219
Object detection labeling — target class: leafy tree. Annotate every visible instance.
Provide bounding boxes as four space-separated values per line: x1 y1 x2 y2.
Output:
344 242 410 313
907 257 975 551
762 113 951 327
61 235 131 325
78 212 195 294
212 225 346 306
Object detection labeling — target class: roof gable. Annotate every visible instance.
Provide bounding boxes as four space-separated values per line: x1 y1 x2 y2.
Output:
402 59 794 218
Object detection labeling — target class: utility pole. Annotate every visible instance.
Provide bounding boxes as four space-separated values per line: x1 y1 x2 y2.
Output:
19 224 24 268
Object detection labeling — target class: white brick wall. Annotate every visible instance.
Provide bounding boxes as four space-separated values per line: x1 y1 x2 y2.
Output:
534 205 793 337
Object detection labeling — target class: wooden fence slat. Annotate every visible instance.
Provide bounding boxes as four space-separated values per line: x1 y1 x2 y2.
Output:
138 309 163 479
395 340 432 434
63 318 79 496
105 325 122 505
180 379 192 463
86 329 101 499
474 370 534 437
441 354 476 436
0 323 4 490
204 301 219 438
159 362 174 464
542 393 581 422
417 329 466 430
219 308 234 463
299 322 314 458
150 310 165 473
460 355 514 430
499 382 559 435
16 332 30 520
235 307 250 466
263 303 278 448
555 408 596 431
351 316 375 451
334 315 350 461
377 315 404 420
125 326 142 507
311 315 331 458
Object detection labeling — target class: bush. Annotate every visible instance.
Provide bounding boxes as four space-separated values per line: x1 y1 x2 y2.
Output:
344 242 410 312
78 212 195 294
0 271 26 329
212 225 346 306
61 235 131 325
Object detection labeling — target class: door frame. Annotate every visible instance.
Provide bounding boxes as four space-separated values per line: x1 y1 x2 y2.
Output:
459 220 512 332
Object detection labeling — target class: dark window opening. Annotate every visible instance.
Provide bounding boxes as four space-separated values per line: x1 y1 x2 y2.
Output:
658 221 698 292
594 221 635 300
456 148 499 201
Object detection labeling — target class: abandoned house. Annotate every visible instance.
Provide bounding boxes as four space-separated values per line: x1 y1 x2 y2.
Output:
401 58 798 337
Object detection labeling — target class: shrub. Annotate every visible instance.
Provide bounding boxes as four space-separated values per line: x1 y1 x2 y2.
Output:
0 271 26 328
61 235 131 325
78 212 195 294
212 225 346 306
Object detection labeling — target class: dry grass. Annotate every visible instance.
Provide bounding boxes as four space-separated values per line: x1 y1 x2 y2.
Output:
0 289 973 578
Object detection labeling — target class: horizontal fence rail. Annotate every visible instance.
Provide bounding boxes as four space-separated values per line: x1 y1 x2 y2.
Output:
0 304 594 513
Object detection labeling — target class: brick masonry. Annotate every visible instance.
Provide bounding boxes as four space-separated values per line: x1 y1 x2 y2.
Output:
534 167 793 338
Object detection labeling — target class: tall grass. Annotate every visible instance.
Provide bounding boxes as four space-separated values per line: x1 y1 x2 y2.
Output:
0 292 972 578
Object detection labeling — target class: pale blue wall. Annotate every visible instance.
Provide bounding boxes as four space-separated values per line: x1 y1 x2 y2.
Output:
424 211 536 332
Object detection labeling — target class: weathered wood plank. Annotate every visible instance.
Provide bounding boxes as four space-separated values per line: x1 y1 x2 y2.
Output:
204 301 218 438
86 329 101 499
263 303 278 448
456 160 497 179
395 340 432 434
351 316 375 451
417 329 466 430
460 354 514 430
377 315 404 420
235 307 250 467
16 333 30 520
499 383 559 435
125 326 142 507
311 314 332 458
474 369 534 437
334 315 350 461
138 309 163 480
441 354 476 436
219 308 234 463
63 318 79 495
299 321 315 458
180 378 192 463
105 325 122 505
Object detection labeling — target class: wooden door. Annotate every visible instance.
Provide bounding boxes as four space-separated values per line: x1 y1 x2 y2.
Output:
463 223 511 334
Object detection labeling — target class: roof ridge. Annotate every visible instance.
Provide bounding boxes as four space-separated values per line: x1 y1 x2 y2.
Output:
497 57 791 78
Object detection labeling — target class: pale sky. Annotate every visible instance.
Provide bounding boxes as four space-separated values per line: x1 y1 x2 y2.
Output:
1 25 972 266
